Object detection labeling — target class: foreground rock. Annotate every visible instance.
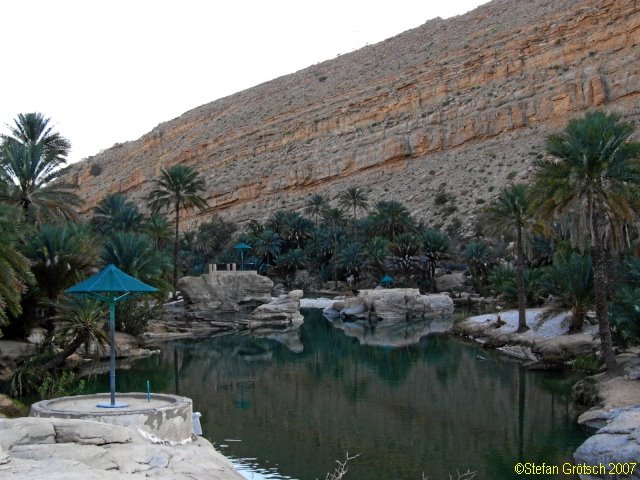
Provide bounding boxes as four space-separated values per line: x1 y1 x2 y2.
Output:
324 288 453 322
573 351 640 479
0 416 243 480
179 271 273 316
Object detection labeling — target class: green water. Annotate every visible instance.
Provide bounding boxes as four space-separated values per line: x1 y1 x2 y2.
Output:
88 309 587 479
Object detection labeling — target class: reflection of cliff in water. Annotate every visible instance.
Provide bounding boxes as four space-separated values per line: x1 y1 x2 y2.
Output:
94 309 587 480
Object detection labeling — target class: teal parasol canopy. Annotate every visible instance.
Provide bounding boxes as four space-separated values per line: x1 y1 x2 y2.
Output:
65 264 158 296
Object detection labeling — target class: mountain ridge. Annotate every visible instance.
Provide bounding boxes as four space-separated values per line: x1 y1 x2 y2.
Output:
62 0 640 234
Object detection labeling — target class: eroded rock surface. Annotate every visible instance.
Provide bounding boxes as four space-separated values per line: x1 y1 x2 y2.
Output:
179 271 273 315
0 417 242 480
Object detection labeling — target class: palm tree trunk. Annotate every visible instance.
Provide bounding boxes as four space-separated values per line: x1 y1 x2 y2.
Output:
42 334 85 370
173 201 180 299
591 208 617 370
569 305 585 333
516 226 528 333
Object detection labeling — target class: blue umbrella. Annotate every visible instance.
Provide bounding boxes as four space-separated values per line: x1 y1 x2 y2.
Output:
234 242 252 271
65 264 158 408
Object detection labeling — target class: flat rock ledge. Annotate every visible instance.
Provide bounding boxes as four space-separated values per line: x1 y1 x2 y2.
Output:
453 309 599 367
0 416 243 480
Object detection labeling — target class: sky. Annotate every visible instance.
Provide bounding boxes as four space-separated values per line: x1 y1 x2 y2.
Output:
1 0 488 164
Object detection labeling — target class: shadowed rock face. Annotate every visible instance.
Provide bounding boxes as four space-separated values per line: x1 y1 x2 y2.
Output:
61 0 640 234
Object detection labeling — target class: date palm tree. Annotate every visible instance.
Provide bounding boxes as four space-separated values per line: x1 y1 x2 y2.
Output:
91 193 144 236
338 187 369 238
304 194 328 229
0 113 79 223
484 184 534 333
322 207 346 289
0 203 32 325
148 165 208 297
532 111 640 370
373 200 414 241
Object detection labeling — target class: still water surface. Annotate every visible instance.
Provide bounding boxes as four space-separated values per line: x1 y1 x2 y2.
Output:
89 309 587 479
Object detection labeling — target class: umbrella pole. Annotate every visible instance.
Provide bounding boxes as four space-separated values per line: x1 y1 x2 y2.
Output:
109 300 116 406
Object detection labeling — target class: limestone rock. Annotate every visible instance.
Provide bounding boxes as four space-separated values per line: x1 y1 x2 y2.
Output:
0 417 243 480
179 271 273 315
26 328 47 345
575 407 640 478
356 289 454 322
250 290 304 328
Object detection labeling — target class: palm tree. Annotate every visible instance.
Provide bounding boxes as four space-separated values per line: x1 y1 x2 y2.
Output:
91 193 144 236
335 242 365 279
420 229 450 291
373 200 414 241
304 194 328 229
27 223 99 307
144 214 173 251
386 233 421 287
543 249 594 333
532 111 640 370
363 236 389 280
42 298 108 370
463 241 491 293
0 203 32 325
484 184 533 333
338 187 369 237
0 113 79 223
321 207 346 289
281 211 314 249
250 228 283 265
102 232 170 286
148 165 208 297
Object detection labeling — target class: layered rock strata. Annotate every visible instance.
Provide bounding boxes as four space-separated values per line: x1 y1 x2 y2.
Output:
60 0 640 234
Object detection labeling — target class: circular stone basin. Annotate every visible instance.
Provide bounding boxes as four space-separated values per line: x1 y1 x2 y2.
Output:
30 393 193 443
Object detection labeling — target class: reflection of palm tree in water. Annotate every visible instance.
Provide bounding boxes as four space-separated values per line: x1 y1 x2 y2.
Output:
518 365 526 460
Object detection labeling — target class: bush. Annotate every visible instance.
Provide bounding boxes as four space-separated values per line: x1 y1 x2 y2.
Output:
116 300 161 337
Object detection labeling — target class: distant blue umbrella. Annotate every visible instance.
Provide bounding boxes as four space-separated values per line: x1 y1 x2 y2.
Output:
234 242 252 271
380 275 394 288
65 264 158 408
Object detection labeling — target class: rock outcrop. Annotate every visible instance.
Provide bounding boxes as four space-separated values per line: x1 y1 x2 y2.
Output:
179 271 273 316
250 290 304 329
0 416 243 479
60 0 640 235
324 288 454 322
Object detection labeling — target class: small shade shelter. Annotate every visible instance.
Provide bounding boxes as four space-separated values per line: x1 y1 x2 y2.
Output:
234 242 252 271
65 264 158 408
380 275 394 288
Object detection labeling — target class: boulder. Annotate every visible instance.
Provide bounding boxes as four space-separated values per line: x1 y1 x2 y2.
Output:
179 271 273 315
574 407 640 477
26 328 47 345
356 289 454 322
250 290 304 328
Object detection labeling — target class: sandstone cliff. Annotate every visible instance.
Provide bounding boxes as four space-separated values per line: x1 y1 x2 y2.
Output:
62 0 640 233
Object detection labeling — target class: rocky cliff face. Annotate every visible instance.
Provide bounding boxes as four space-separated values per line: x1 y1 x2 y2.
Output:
63 0 640 233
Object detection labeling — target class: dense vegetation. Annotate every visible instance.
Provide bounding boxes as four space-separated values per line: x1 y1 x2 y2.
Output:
0 110 639 395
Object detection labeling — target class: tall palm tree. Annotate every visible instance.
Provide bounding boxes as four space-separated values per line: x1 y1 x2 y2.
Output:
338 187 369 238
0 113 79 223
386 233 421 287
484 184 533 333
322 207 346 289
281 211 313 249
532 111 640 370
463 241 491 293
148 165 208 297
102 232 170 286
304 194 328 229
0 203 32 325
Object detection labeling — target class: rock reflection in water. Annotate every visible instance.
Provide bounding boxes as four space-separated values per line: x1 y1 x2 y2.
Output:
91 309 587 480
324 314 453 347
